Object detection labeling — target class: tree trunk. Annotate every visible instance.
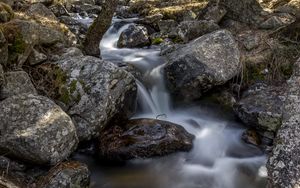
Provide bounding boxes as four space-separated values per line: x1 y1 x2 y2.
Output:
83 0 118 57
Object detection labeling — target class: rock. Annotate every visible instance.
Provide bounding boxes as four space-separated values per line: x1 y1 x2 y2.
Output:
28 0 54 6
0 94 78 165
1 71 37 99
241 129 261 146
136 13 163 30
49 3 69 17
0 176 21 188
267 58 300 188
59 16 88 42
164 30 240 101
259 13 296 29
182 10 197 21
0 30 8 66
1 19 65 68
177 20 220 42
0 156 26 172
37 161 90 188
158 19 178 37
117 24 150 48
0 64 3 89
240 31 261 51
70 4 101 15
98 118 194 161
234 83 286 132
53 56 137 141
276 0 300 19
26 3 57 20
0 2 14 23
27 49 47 65
197 3 227 23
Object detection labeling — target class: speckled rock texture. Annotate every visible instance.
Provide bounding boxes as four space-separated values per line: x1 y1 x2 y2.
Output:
164 29 240 101
1 71 37 99
54 56 137 141
0 30 8 67
117 24 150 48
37 161 90 188
0 64 3 90
98 118 194 161
234 83 286 132
177 20 220 42
267 58 300 188
0 94 78 165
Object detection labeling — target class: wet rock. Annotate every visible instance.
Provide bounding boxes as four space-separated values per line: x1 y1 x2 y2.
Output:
27 49 47 65
98 118 194 161
0 94 78 165
177 20 220 42
241 129 262 146
53 56 137 141
117 24 150 48
37 161 90 188
259 13 296 29
49 3 69 17
1 71 37 99
26 3 57 20
1 19 65 68
267 58 300 188
164 30 240 101
0 2 14 23
234 83 286 132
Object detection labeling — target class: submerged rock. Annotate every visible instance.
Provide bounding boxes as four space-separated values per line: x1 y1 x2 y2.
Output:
117 24 150 48
267 58 300 188
98 118 194 161
37 161 90 188
53 56 137 141
234 83 286 132
177 20 220 42
0 94 78 165
164 30 240 101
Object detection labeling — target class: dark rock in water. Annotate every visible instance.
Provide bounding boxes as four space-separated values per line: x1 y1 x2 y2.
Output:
241 129 261 147
177 20 220 42
164 29 240 101
0 94 78 165
234 83 286 132
98 118 194 161
37 161 90 188
267 58 300 188
117 24 150 48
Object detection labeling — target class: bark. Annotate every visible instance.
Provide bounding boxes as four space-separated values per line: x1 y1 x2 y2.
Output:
83 0 118 57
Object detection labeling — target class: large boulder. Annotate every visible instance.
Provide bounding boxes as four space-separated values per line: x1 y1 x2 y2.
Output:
1 19 65 68
98 118 194 161
177 20 220 42
52 56 137 141
37 161 90 188
234 83 286 132
26 3 57 20
117 24 150 48
164 29 240 101
0 94 78 165
0 71 37 99
267 58 300 188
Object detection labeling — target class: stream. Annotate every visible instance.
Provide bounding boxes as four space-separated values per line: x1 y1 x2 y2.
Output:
75 18 268 188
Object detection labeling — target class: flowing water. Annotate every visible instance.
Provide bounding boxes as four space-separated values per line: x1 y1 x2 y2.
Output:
75 18 268 188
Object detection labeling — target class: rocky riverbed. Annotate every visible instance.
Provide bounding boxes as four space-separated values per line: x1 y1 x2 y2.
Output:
0 0 299 187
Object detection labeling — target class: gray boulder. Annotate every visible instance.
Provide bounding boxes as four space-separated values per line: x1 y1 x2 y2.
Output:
54 56 137 141
117 24 150 48
267 58 300 188
37 161 90 188
177 20 220 42
164 29 240 101
158 19 178 37
27 49 47 65
234 83 286 132
98 118 194 161
1 71 37 99
0 94 78 165
26 3 57 20
259 13 296 30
